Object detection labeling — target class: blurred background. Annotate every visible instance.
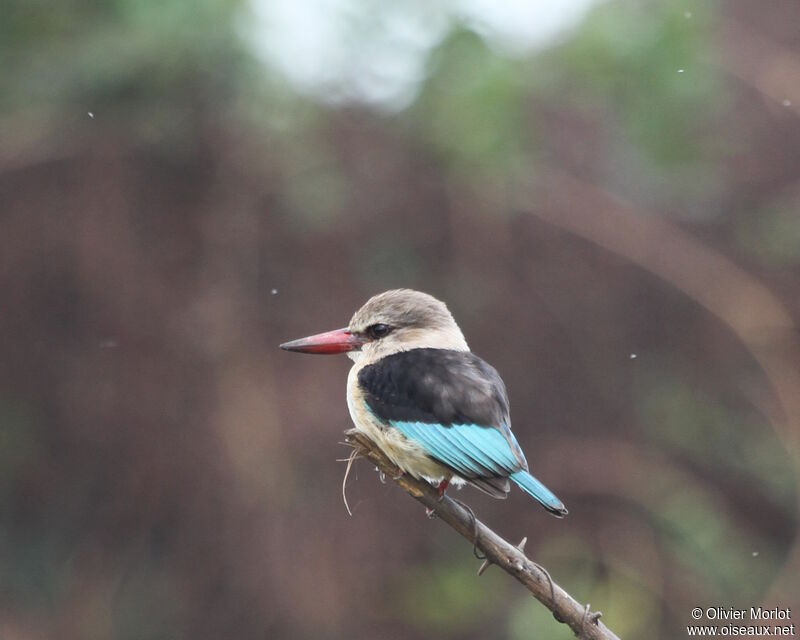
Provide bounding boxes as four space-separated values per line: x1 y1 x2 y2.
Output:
2 0 800 638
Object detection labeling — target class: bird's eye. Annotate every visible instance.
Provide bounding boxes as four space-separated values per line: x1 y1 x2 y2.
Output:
367 323 393 340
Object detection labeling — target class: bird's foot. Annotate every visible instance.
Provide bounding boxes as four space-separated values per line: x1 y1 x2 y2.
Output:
424 479 451 517
436 478 450 500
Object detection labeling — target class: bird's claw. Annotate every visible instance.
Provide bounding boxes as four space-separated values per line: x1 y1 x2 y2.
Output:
436 478 450 500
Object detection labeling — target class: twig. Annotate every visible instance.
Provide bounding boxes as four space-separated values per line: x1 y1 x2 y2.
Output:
343 429 621 640
339 447 361 516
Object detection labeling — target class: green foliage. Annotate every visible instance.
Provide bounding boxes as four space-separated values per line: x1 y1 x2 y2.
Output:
736 198 800 265
636 368 793 600
638 370 796 507
0 399 42 501
395 558 508 635
411 29 532 180
657 487 778 600
556 1 722 162
2 0 248 125
111 563 186 640
541 0 728 215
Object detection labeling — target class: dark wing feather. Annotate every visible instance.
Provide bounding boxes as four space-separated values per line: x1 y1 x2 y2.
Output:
358 348 509 426
469 476 511 499
358 349 528 487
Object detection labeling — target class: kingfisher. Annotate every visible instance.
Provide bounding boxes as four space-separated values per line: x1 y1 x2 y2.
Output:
280 289 567 517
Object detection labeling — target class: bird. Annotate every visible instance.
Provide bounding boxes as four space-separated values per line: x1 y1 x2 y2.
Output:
280 289 567 517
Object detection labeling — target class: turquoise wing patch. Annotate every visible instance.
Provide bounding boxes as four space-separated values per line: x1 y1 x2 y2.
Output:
391 421 521 479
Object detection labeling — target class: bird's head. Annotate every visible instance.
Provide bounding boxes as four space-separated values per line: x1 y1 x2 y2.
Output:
280 289 469 363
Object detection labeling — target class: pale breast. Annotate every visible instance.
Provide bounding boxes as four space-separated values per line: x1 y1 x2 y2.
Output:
346 364 451 481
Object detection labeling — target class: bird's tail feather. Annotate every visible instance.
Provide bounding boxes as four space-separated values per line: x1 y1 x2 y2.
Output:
510 471 568 517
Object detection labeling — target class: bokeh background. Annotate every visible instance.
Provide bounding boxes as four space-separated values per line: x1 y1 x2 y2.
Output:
3 0 800 638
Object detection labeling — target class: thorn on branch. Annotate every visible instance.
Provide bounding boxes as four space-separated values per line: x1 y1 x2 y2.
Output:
580 603 603 636
478 536 527 576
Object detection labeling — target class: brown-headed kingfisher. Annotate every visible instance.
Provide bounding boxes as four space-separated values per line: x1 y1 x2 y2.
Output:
280 289 567 517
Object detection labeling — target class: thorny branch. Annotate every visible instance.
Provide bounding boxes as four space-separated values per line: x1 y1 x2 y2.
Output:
343 429 621 640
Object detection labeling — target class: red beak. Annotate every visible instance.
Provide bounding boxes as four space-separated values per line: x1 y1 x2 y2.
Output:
280 328 365 355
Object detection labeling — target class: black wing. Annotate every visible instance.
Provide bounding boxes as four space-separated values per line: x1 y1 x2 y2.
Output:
358 348 510 427
358 348 527 496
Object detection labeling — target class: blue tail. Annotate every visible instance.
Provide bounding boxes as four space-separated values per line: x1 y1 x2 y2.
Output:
510 471 568 517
